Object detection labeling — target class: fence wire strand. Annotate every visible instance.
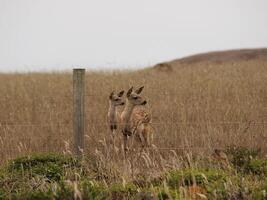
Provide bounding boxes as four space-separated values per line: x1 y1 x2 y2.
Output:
0 121 266 127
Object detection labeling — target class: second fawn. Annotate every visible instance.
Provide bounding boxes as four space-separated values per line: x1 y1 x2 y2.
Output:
107 90 125 148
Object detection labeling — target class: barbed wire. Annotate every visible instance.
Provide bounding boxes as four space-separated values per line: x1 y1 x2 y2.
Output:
131 147 219 150
86 121 267 125
0 121 266 127
0 91 265 99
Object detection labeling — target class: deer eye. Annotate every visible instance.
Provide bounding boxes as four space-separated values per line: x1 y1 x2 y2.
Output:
114 99 119 101
133 96 138 100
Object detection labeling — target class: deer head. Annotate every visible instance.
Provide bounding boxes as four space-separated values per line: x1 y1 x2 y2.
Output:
126 86 147 105
109 90 125 106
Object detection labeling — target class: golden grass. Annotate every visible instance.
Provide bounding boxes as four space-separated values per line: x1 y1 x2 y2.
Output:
0 60 266 169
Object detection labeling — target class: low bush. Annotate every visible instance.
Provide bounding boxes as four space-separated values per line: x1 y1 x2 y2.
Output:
1 152 267 199
108 183 138 199
226 146 261 171
167 168 228 188
251 180 267 200
244 159 267 175
7 153 81 181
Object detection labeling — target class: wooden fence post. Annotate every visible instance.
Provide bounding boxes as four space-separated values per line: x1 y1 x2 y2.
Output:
73 68 85 156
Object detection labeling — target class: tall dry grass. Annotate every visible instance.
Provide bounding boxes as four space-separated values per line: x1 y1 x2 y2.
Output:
0 60 266 172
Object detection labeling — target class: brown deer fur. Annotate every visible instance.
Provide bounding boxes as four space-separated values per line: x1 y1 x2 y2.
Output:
120 86 153 152
107 90 124 147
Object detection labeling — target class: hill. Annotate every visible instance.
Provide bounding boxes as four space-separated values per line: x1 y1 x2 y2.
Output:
154 48 267 71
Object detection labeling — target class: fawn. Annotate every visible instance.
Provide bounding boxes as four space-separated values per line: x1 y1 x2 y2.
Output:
107 90 125 148
120 86 153 152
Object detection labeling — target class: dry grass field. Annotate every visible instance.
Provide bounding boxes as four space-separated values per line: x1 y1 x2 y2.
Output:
0 49 267 199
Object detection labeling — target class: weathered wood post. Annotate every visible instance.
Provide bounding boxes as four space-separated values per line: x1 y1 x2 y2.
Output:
73 69 85 156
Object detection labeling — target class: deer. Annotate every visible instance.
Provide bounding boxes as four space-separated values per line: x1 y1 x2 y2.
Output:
107 90 125 148
120 86 153 152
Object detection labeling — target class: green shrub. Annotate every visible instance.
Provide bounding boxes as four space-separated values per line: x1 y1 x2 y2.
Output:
3 180 109 200
252 181 267 200
55 181 75 200
226 146 261 171
13 189 55 200
226 146 267 176
108 183 138 199
157 191 170 200
167 169 233 200
167 168 227 188
0 189 5 200
156 187 179 200
81 180 108 200
245 159 267 175
0 153 85 198
135 192 156 200
8 153 81 181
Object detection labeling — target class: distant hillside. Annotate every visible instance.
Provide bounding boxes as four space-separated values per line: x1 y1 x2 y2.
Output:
154 48 267 71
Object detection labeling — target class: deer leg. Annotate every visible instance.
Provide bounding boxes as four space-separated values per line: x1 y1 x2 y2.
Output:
136 124 145 148
135 129 144 146
143 133 148 147
145 126 153 147
112 131 116 149
123 133 129 153
140 124 150 147
146 124 154 147
110 125 117 150
139 133 146 148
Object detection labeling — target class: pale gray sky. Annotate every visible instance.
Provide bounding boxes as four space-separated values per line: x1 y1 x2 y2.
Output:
0 0 267 72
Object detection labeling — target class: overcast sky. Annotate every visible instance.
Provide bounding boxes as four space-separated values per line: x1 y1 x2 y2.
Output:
0 0 267 72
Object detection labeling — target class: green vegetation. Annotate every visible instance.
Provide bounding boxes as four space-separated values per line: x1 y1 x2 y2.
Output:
167 168 228 188
0 148 267 199
226 146 261 171
8 153 81 181
245 159 267 176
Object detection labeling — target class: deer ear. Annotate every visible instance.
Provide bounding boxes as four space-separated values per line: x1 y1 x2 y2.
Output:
109 91 114 100
117 90 124 97
127 87 133 97
135 86 144 94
